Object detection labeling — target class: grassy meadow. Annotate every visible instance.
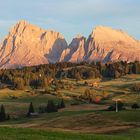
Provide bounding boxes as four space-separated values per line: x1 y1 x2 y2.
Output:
0 74 139 139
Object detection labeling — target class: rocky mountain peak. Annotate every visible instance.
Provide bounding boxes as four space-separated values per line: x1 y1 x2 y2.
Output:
0 20 67 69
61 26 140 63
90 25 138 44
0 21 140 69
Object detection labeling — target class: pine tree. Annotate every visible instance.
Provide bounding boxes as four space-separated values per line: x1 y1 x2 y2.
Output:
60 99 65 108
0 105 6 121
27 102 35 117
7 114 10 120
46 100 57 113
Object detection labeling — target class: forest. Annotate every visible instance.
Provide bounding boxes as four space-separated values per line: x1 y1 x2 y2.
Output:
0 61 140 90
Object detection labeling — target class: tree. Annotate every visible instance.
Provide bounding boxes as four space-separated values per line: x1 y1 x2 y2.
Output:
54 79 59 91
7 114 10 120
132 63 136 74
60 99 65 108
84 88 91 100
46 100 57 113
88 71 95 79
132 103 139 109
0 105 6 121
84 81 88 86
114 70 121 78
13 78 25 90
96 61 102 73
27 102 35 117
107 101 125 111
75 72 81 81
24 73 30 86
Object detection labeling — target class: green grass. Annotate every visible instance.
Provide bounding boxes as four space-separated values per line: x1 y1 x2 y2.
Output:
99 110 140 123
0 127 139 140
0 74 140 139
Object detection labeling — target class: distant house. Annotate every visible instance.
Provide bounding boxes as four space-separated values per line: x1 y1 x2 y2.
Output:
30 112 39 117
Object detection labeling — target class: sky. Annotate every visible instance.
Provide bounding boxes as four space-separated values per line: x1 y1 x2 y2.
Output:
0 0 140 43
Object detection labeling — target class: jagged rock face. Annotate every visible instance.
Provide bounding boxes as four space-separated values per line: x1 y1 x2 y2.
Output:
86 26 140 62
60 35 86 62
0 21 140 69
61 26 140 63
0 21 67 68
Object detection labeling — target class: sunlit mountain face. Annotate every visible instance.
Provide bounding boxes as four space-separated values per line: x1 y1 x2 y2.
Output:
0 21 140 69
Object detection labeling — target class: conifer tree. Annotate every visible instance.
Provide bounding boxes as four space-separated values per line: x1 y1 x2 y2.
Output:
27 102 35 116
60 99 65 108
46 100 57 113
0 105 6 121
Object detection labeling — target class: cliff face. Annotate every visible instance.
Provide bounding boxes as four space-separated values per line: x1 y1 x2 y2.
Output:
60 35 86 62
61 26 140 63
0 21 140 69
86 26 140 62
0 20 67 68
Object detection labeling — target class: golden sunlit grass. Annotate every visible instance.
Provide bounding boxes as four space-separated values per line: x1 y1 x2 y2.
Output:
0 88 30 98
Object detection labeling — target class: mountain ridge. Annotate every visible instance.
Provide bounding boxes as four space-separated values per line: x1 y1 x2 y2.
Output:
0 20 140 69
0 20 67 68
61 25 140 63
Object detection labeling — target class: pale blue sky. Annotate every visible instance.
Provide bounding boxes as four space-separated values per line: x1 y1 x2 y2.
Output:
0 0 140 43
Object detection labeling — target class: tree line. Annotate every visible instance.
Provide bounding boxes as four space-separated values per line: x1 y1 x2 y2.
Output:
0 61 140 90
0 99 65 122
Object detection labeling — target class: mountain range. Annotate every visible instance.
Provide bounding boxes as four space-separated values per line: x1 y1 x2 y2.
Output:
0 20 140 69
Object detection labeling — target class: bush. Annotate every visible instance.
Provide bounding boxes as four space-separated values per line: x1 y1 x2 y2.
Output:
131 103 140 109
107 101 125 111
84 81 88 86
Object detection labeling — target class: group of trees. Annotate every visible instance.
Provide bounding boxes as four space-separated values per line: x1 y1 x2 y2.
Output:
0 100 65 121
0 99 140 122
131 103 140 109
80 89 108 104
0 61 140 90
27 99 65 117
107 102 140 111
102 61 140 78
107 101 125 111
